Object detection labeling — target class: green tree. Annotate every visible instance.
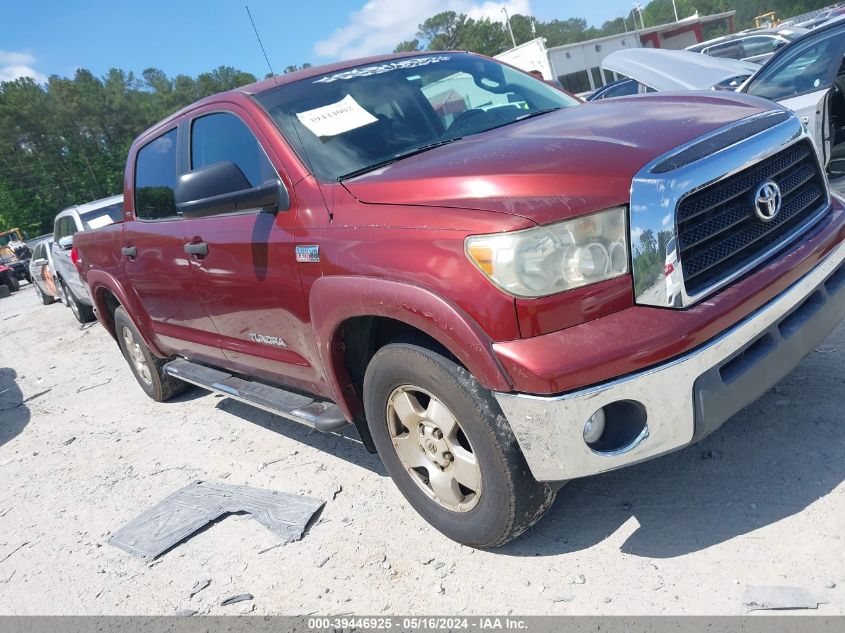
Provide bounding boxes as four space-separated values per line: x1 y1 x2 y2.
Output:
283 63 313 74
0 65 257 235
394 39 422 52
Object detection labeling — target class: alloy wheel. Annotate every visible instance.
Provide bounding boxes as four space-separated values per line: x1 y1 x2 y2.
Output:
121 326 152 385
386 385 482 512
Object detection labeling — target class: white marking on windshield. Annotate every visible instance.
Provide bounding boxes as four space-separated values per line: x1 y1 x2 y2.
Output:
314 56 452 84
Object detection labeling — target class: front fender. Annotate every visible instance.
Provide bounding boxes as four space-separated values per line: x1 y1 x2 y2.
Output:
310 276 514 414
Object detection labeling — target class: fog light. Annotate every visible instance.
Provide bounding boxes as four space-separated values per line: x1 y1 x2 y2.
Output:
583 408 606 444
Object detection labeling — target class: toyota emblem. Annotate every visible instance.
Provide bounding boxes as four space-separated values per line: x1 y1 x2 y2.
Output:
753 181 782 222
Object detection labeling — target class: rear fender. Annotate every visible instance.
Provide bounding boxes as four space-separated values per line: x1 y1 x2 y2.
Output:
86 270 167 358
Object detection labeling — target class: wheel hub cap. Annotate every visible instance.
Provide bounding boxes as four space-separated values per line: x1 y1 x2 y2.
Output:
122 326 152 386
387 385 482 512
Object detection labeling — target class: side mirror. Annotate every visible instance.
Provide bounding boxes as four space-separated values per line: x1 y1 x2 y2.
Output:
58 235 74 250
175 161 290 219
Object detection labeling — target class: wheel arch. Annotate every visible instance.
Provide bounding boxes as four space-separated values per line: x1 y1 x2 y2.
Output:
86 270 167 357
310 276 513 436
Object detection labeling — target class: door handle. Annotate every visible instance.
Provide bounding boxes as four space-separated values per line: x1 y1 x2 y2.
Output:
184 241 209 257
121 246 137 258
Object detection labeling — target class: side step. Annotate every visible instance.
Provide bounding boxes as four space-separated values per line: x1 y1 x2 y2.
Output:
164 359 350 433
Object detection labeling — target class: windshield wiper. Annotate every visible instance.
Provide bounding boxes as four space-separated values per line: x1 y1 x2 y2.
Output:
337 138 463 181
514 107 563 123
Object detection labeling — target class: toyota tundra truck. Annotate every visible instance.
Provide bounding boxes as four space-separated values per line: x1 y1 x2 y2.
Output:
75 52 845 547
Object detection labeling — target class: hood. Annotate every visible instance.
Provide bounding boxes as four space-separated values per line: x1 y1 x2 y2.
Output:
342 94 773 225
602 49 759 92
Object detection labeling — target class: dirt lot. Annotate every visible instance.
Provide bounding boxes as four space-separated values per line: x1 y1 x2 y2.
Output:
1 282 844 616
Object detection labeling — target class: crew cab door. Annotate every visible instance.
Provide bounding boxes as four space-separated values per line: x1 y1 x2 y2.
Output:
123 127 223 364
178 108 322 394
743 23 845 168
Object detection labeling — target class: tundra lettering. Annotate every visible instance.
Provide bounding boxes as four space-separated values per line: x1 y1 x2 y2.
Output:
248 333 287 347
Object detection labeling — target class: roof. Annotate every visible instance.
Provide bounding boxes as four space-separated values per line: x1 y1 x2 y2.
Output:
57 194 124 217
237 50 462 95
687 25 808 51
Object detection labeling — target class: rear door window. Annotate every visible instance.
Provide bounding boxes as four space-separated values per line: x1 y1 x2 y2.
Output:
135 129 179 220
705 40 744 59
190 112 277 188
80 201 124 230
741 36 779 58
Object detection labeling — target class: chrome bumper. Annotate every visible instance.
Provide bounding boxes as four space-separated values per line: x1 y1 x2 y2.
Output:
495 240 845 482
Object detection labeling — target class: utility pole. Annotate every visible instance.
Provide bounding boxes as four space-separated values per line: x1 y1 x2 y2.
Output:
633 2 646 29
502 6 517 48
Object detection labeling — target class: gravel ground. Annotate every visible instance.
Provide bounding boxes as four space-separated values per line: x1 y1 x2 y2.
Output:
1 282 844 615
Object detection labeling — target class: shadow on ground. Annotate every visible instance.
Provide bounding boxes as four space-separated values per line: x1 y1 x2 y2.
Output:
500 338 845 558
161 325 845 559
215 396 385 476
0 367 30 447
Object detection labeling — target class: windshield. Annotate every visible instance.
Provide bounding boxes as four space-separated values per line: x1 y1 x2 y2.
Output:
0 231 22 246
80 201 124 230
255 53 579 181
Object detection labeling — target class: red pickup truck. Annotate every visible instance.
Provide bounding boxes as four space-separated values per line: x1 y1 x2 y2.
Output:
76 52 845 547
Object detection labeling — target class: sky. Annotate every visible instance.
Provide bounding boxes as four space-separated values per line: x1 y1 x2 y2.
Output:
0 0 639 83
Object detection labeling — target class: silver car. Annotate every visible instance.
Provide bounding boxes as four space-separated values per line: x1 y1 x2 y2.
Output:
686 27 808 64
51 194 124 322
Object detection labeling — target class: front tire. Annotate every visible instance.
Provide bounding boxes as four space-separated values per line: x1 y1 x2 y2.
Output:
58 278 71 307
38 286 56 305
64 283 95 323
363 343 556 548
114 307 187 402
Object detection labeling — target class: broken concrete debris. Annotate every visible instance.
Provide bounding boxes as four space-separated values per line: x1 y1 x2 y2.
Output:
108 480 325 560
189 578 210 598
220 593 254 606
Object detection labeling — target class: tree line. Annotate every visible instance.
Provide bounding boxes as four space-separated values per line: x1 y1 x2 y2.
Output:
0 0 832 236
394 0 830 57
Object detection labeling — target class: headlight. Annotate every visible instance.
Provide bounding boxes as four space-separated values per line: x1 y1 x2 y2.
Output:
465 207 629 298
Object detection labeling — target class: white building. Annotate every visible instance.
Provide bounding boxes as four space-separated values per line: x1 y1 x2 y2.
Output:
497 11 737 94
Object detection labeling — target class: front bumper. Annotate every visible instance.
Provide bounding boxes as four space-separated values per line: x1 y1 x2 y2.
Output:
495 240 845 482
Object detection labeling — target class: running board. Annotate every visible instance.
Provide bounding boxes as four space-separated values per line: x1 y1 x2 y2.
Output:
164 359 350 433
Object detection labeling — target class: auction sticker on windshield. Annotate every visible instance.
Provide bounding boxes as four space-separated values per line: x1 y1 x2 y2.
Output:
296 94 377 138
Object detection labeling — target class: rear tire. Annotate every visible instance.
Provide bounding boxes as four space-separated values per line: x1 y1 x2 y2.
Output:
0 285 9 299
6 276 19 292
114 307 187 402
363 343 556 548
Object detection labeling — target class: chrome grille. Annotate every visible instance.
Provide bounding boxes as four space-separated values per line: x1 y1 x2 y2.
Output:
677 140 826 296
652 111 790 174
